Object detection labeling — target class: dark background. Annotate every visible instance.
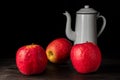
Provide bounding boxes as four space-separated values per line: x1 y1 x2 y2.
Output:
1 0 120 59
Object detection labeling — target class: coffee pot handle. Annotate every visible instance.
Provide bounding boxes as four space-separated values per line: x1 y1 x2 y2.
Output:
97 15 106 37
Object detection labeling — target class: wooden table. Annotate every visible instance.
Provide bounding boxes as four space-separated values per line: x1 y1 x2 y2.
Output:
0 58 120 80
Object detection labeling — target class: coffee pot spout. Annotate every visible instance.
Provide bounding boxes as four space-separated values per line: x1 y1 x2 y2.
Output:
63 11 76 41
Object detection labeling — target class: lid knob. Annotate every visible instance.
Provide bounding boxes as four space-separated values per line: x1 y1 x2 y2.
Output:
84 5 89 8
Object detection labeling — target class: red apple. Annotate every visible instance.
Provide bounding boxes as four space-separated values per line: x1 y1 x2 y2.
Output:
46 38 72 63
16 44 48 75
70 42 102 74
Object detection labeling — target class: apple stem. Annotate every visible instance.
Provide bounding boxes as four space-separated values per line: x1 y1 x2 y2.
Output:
48 51 53 56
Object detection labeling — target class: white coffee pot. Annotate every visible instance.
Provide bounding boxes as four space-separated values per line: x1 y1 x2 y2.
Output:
63 5 106 45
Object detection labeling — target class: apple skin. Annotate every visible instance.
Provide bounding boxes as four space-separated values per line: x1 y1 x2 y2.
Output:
16 44 48 75
46 38 72 63
70 42 102 74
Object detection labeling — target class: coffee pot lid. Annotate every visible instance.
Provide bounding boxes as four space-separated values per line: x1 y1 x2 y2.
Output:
77 5 97 14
